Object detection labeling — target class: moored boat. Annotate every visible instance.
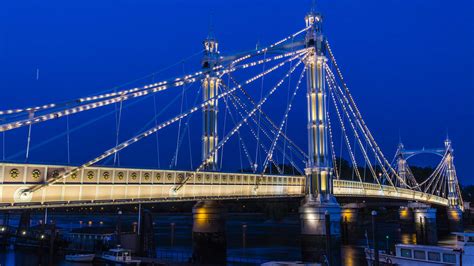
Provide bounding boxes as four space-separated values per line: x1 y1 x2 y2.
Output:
65 253 95 262
99 247 141 265
365 232 474 265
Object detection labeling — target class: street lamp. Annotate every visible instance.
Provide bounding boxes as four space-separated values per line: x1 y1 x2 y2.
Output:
371 210 379 266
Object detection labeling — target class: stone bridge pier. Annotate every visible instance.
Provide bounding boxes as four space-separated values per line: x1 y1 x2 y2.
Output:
447 206 463 232
402 203 437 245
191 200 227 264
341 203 365 243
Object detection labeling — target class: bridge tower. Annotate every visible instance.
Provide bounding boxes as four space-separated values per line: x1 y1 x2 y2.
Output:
201 32 220 171
191 33 227 265
299 9 341 264
444 138 464 232
396 142 408 188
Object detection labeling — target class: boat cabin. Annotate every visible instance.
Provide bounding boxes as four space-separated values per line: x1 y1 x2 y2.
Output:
103 248 133 262
453 232 474 264
395 244 459 265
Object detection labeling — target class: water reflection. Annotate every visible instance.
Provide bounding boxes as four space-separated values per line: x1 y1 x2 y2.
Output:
400 233 416 245
0 213 464 265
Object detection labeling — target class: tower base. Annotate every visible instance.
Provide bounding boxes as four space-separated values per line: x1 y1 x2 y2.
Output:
414 207 437 245
299 195 341 264
191 200 227 264
447 207 463 233
399 206 414 232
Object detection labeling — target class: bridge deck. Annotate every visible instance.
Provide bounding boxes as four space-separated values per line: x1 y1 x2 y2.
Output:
0 163 305 209
0 163 448 209
333 180 448 206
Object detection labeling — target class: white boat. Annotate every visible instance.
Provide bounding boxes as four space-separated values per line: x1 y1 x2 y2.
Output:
65 253 95 262
100 247 141 265
365 232 474 265
261 262 320 266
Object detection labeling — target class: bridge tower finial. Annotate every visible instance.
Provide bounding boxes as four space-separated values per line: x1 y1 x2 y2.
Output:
444 134 452 151
201 27 220 171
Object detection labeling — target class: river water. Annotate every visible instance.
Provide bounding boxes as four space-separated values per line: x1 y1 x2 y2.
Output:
0 212 458 265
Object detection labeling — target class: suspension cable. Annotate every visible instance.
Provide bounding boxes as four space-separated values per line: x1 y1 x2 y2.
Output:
224 88 284 174
261 65 306 175
326 40 402 186
254 50 267 172
220 88 255 170
326 65 401 189
226 74 308 160
196 57 304 172
25 111 34 162
227 90 303 175
327 71 381 186
66 114 71 165
327 81 365 185
113 98 123 166
24 52 296 194
169 84 201 169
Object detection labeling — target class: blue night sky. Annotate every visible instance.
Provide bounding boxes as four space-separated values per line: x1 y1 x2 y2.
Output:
0 1 473 184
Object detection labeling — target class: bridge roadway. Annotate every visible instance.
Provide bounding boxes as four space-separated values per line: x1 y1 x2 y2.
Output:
0 163 448 209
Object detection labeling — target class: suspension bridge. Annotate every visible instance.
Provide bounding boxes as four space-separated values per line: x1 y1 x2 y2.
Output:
0 10 463 214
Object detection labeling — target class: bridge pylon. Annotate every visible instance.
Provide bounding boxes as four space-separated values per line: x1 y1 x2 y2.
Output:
201 32 220 171
299 9 341 264
444 138 464 232
395 142 409 188
192 33 227 264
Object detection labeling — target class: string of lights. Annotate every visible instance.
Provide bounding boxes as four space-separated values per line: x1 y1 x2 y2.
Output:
227 74 308 160
261 65 306 175
327 71 382 186
219 87 256 172
326 41 404 187
174 55 305 193
327 78 365 184
231 26 310 65
325 64 403 189
24 51 300 194
224 87 285 174
226 87 304 175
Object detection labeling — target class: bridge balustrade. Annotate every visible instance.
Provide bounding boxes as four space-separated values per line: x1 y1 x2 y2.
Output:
0 162 449 209
0 163 305 208
332 179 448 205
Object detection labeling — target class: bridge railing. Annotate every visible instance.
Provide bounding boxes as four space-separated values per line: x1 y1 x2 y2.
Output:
333 179 449 206
0 163 305 207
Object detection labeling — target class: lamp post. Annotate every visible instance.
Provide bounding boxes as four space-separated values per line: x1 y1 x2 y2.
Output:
371 210 379 266
325 210 332 265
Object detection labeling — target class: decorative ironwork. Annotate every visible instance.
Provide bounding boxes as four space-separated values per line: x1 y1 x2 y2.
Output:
32 169 41 179
10 169 19 179
87 171 94 180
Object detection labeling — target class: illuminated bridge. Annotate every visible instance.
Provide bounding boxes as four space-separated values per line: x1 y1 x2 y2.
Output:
0 9 462 213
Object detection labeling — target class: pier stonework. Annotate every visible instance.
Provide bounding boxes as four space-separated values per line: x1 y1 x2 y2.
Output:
191 200 227 264
414 207 437 245
300 197 341 264
341 203 363 243
447 206 463 232
399 206 414 232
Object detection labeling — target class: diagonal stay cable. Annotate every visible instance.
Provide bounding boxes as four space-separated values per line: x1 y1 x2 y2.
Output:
223 87 283 174
22 52 299 194
226 74 308 160
261 65 306 175
171 55 305 193
226 90 304 175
